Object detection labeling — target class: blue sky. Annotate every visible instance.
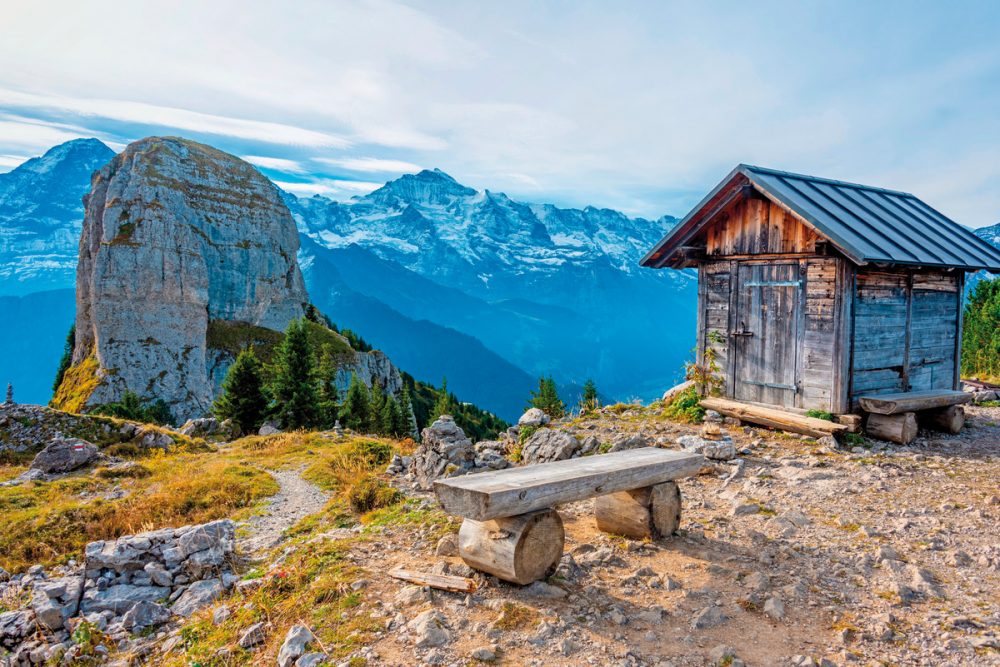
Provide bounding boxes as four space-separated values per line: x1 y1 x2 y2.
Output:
1 0 998 226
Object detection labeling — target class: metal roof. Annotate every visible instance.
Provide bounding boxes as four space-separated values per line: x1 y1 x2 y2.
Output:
641 164 1000 272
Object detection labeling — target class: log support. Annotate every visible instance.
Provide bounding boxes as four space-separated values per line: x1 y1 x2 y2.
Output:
866 412 918 445
920 405 964 434
595 481 681 539
458 509 564 585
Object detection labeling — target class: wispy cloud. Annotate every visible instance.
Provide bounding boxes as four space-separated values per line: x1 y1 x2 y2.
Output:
0 113 99 152
313 156 422 173
0 154 27 170
0 89 350 148
242 155 306 174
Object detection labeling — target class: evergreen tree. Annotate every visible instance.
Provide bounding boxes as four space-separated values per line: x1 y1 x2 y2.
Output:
429 377 455 422
380 394 401 436
339 373 371 432
270 318 321 429
528 375 565 418
213 348 269 434
397 384 416 436
52 324 75 392
316 344 340 428
580 378 599 413
962 277 1000 380
369 382 386 432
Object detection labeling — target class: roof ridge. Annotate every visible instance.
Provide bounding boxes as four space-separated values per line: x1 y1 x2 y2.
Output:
738 164 915 198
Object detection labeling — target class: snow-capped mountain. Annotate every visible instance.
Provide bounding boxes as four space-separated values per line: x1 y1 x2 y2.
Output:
288 168 683 307
287 170 697 409
0 138 115 295
976 222 1000 248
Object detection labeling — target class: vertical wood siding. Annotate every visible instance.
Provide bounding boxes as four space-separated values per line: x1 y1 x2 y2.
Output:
705 196 822 256
800 258 840 411
849 269 960 406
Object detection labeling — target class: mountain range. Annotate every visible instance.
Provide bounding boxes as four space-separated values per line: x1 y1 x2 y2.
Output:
7 138 994 420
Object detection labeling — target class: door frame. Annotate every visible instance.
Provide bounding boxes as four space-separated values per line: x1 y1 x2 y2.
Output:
727 259 806 408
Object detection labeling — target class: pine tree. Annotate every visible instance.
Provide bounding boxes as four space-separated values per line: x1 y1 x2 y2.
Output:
962 278 1000 381
528 375 565 418
380 394 401 436
52 324 75 392
270 318 321 429
580 378 599 413
339 373 371 432
429 377 455 422
397 385 416 436
316 344 340 428
369 382 386 432
212 348 269 434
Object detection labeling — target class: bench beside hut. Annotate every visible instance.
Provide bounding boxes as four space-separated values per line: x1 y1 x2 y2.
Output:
641 164 1000 443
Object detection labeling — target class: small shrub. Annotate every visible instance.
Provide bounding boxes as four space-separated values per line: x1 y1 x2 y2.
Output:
348 440 394 467
348 475 403 514
95 463 152 479
662 386 705 423
805 409 835 422
843 432 866 447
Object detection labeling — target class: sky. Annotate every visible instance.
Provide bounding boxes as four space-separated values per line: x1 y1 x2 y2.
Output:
1 0 999 226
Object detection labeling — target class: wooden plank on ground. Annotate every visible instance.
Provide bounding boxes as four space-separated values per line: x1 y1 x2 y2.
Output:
433 448 703 521
858 390 971 415
700 397 848 439
388 568 478 593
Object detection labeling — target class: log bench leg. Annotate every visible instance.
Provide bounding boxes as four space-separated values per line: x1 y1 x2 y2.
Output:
920 405 964 434
866 412 918 445
595 481 681 539
458 509 564 585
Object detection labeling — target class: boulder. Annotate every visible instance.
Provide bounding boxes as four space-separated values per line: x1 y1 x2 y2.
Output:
411 415 474 490
179 417 238 439
259 421 282 436
607 433 649 453
238 621 267 648
80 583 169 615
29 437 98 473
520 428 579 465
518 408 551 428
409 610 451 648
0 610 35 650
135 428 174 451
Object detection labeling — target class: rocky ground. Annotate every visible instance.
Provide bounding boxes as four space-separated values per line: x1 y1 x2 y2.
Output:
2 401 998 666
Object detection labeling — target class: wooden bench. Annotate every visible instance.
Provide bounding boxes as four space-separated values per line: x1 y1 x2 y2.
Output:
433 448 703 584
858 390 971 444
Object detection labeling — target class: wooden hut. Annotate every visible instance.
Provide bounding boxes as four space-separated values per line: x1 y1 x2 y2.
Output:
641 165 1000 443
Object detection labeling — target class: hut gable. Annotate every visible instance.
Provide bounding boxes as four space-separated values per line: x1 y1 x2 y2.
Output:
643 165 1000 272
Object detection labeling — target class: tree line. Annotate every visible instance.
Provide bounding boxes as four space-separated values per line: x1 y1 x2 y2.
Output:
961 277 1000 382
214 317 415 436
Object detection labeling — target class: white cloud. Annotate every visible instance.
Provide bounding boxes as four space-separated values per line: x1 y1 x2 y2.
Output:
242 155 307 174
274 178 382 199
313 156 422 173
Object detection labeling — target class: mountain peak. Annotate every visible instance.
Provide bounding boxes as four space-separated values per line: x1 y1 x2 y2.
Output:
12 138 113 177
367 167 476 205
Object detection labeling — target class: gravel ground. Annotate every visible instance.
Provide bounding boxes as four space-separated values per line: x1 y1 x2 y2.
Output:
238 468 329 554
328 404 1000 667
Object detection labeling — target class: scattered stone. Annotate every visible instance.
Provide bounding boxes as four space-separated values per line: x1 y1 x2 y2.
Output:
471 646 497 662
296 653 328 667
259 421 282 436
524 581 568 599
731 502 761 517
212 605 231 625
691 605 726 629
435 534 459 557
238 621 267 648
278 624 315 667
171 579 226 617
121 601 171 630
679 434 736 460
763 596 785 620
409 610 451 647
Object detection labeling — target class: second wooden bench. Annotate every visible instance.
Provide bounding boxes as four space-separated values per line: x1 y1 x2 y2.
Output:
433 447 703 584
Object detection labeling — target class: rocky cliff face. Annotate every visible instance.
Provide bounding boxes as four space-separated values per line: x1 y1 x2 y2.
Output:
56 137 309 420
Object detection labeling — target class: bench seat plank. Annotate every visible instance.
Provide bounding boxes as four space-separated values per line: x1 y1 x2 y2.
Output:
433 448 703 521
858 390 971 415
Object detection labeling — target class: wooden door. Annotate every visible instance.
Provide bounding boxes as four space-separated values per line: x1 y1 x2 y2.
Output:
732 263 803 407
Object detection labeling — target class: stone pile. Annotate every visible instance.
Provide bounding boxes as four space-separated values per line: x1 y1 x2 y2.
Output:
0 520 238 664
406 415 476 490
178 416 238 440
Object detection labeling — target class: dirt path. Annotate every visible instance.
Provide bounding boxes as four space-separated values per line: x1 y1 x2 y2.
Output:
238 468 329 555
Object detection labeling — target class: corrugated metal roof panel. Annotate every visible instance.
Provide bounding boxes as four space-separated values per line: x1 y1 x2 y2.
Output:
641 164 1000 272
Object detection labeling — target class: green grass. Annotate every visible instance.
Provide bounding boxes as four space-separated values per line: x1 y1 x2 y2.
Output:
662 385 705 423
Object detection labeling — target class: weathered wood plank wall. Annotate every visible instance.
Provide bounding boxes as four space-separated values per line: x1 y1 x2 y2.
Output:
706 195 822 256
848 269 960 406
